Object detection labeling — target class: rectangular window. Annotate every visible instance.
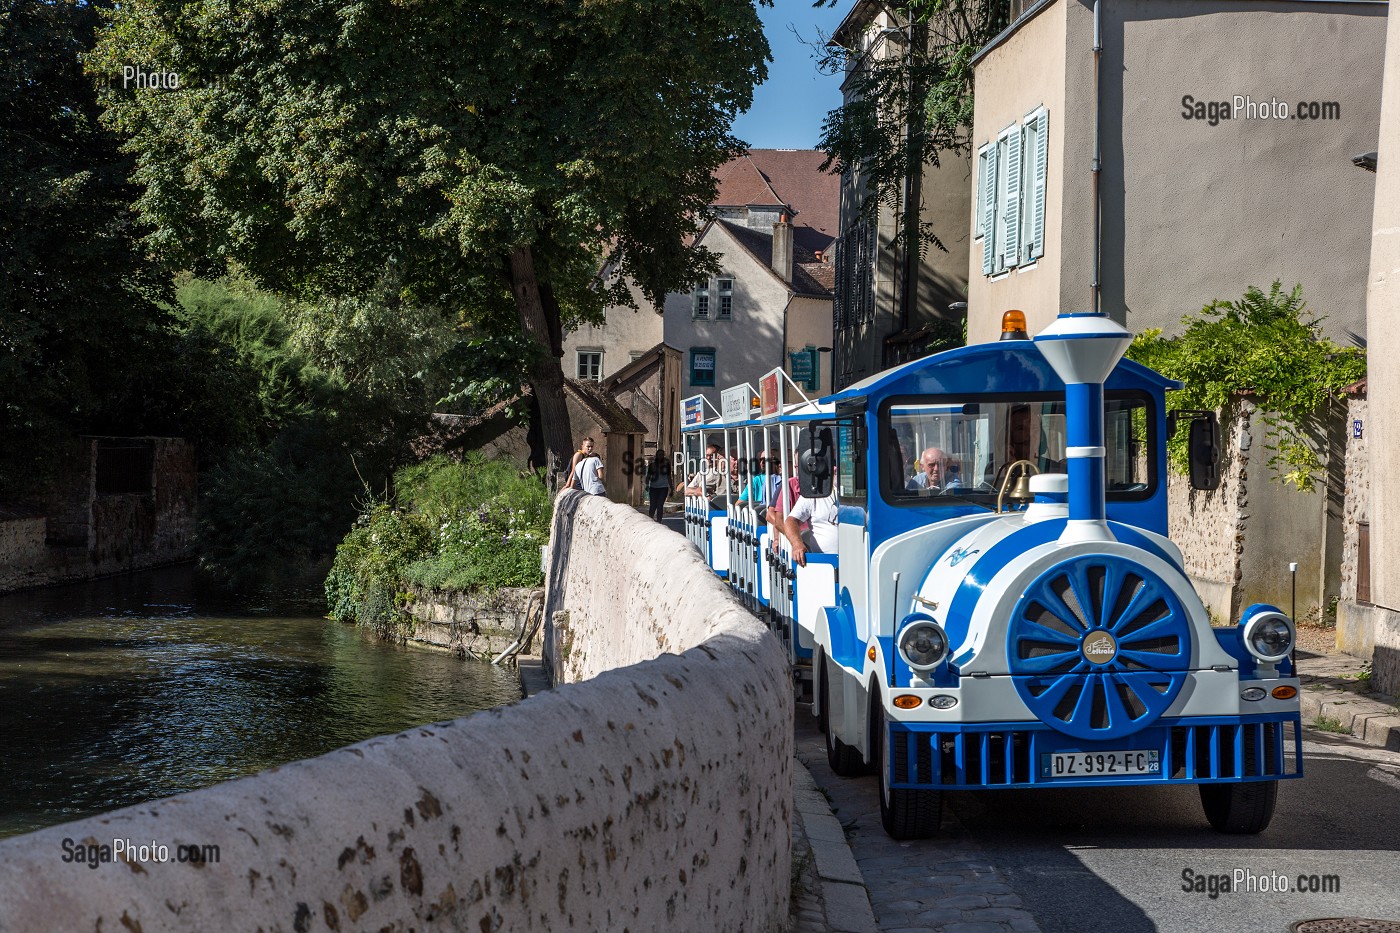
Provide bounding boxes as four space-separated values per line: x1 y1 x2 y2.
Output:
693 281 709 320
576 350 602 381
690 347 716 387
880 393 1152 506
979 109 1049 276
716 278 733 321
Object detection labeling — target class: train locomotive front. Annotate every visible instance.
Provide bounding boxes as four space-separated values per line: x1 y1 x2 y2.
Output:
684 310 1303 840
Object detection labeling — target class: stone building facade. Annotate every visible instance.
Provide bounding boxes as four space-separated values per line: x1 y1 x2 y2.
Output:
0 437 196 593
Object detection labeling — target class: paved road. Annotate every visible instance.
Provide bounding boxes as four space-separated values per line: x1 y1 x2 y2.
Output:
797 711 1400 933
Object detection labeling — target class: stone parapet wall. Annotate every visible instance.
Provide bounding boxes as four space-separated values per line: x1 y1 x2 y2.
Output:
0 488 791 933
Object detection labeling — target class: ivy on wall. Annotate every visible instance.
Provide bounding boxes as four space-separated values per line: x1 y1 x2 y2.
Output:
1126 282 1365 493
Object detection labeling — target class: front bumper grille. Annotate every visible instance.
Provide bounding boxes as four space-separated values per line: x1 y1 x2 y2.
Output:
887 714 1302 789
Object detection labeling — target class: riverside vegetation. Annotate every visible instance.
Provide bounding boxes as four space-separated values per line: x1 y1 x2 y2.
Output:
324 456 551 638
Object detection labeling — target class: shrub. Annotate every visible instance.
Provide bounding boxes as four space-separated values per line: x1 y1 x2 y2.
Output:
325 455 551 628
324 504 433 635
1126 281 1364 492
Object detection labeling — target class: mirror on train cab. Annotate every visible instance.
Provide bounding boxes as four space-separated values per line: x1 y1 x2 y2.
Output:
1171 409 1221 491
798 425 834 498
1188 414 1221 490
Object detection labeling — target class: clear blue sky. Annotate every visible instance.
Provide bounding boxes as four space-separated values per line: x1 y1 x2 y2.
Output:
730 0 850 150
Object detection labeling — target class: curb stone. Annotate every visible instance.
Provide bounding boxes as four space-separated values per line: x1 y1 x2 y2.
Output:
792 761 879 932
1296 649 1400 750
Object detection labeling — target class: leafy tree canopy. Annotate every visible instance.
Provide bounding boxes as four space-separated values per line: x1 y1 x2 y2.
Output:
815 0 1007 253
89 0 770 466
0 0 174 494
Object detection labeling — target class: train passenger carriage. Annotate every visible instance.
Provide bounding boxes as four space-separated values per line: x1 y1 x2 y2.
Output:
680 310 1303 840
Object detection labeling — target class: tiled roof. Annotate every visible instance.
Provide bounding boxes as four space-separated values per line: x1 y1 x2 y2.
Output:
564 377 647 434
712 150 839 254
715 221 835 300
713 155 786 208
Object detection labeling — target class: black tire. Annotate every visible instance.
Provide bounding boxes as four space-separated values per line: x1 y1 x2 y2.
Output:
1199 780 1278 834
874 699 942 839
820 653 865 776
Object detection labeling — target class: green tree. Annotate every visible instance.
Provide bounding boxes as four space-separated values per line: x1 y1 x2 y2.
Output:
817 0 1008 254
88 0 770 469
0 0 174 494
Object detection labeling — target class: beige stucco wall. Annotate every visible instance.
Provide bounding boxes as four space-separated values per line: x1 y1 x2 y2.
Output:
562 277 664 381
785 295 835 397
1366 3 1400 613
0 493 791 932
968 0 1069 342
1168 399 1346 623
1105 0 1384 342
664 224 791 409
970 0 1385 344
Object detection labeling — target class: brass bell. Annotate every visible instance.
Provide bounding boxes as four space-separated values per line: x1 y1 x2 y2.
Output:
1009 471 1035 502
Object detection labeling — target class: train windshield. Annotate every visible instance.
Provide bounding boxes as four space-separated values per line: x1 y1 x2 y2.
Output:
881 395 1151 504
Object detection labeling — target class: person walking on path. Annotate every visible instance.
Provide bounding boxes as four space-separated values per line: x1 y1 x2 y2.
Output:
646 451 672 521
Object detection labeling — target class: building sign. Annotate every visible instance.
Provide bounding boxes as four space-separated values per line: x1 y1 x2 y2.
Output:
721 385 750 423
789 347 819 392
682 397 705 428
759 373 781 416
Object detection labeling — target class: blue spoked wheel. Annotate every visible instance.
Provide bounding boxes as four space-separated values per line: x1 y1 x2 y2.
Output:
1009 556 1192 740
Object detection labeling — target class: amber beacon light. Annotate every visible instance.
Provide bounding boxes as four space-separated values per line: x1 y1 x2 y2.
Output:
1000 309 1029 340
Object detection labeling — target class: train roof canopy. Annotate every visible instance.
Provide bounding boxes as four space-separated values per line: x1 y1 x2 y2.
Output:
826 340 1181 404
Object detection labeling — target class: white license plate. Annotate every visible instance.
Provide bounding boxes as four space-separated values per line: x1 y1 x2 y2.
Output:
1046 749 1160 778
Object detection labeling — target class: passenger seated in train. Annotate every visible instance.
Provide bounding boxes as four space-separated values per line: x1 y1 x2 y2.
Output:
681 444 727 509
778 486 838 567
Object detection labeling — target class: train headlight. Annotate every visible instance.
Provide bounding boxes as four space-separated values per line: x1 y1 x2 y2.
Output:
1242 610 1293 663
898 615 948 671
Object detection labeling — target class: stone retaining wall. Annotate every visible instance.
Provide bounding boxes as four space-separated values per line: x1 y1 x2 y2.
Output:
0 490 791 933
401 585 536 658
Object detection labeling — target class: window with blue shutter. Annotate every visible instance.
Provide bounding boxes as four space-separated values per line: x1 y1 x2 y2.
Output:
1026 107 1049 262
1000 123 1021 272
980 141 998 276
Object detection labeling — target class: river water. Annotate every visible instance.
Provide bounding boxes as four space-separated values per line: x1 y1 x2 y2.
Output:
0 565 524 839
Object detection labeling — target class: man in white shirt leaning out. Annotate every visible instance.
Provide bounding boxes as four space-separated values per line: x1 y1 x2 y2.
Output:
779 489 840 567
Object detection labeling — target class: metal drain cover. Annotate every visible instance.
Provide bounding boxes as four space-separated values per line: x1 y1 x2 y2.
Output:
1291 920 1400 933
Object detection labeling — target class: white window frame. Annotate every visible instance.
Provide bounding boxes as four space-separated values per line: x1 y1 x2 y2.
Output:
693 280 710 320
576 350 603 381
716 277 734 321
978 108 1049 278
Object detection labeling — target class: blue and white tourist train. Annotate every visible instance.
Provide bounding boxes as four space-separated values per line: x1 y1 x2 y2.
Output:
679 310 1303 839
